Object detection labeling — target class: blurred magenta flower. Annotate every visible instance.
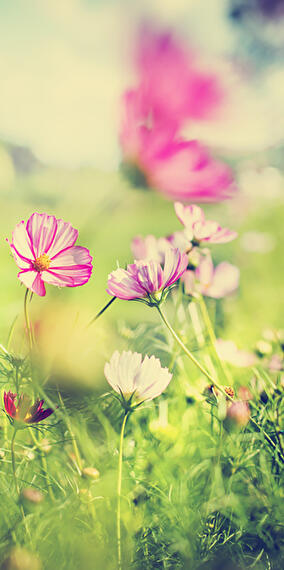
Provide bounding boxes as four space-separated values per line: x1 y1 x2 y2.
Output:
4 391 54 424
120 100 235 202
120 26 235 202
174 202 237 243
104 350 172 406
7 213 93 296
183 253 239 298
145 140 235 202
107 248 188 304
136 25 224 127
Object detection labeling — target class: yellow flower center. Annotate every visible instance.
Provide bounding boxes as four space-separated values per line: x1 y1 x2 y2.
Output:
33 253 51 272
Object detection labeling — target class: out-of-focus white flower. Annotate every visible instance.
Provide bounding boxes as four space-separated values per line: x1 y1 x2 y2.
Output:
104 350 172 405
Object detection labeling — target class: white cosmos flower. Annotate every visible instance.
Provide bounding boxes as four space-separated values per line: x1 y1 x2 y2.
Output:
104 350 172 404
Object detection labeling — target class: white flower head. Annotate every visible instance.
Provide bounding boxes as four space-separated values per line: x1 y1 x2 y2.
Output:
104 350 172 408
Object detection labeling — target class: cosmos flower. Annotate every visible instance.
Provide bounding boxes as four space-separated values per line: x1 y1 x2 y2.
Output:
136 25 224 127
145 140 235 202
120 100 235 202
183 253 239 299
119 26 235 203
7 212 93 296
107 248 188 303
104 350 172 406
174 202 237 244
4 391 54 424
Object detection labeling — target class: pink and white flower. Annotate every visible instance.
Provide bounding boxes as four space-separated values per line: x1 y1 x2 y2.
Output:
174 202 237 244
107 248 188 303
8 213 93 296
104 350 172 405
183 254 239 299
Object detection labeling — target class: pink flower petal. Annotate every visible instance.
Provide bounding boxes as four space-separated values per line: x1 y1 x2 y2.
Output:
107 267 146 300
26 213 58 258
43 266 92 287
10 220 34 262
18 270 46 296
136 260 163 293
206 262 239 298
174 202 205 227
148 140 234 202
8 244 33 270
49 245 92 267
162 248 188 288
196 255 214 289
47 219 78 258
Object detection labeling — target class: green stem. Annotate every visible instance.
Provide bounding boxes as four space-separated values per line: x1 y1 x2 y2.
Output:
24 288 33 352
87 296 117 328
11 429 20 495
157 305 223 391
198 295 233 385
10 429 32 540
29 428 55 501
117 412 128 570
156 304 284 463
57 390 83 474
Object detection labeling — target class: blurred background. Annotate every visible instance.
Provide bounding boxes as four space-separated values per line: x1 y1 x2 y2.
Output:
0 0 283 391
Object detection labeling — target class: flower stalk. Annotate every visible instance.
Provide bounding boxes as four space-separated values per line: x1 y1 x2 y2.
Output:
156 304 284 463
11 428 20 495
24 288 33 353
117 412 129 570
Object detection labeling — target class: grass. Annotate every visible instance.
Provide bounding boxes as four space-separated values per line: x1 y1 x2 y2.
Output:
0 164 283 569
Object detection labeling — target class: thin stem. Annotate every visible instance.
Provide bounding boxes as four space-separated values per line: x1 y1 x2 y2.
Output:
57 390 83 474
157 305 222 390
117 412 128 570
156 304 284 463
10 429 32 541
11 429 20 495
87 296 117 328
24 288 33 352
29 428 55 501
198 295 232 385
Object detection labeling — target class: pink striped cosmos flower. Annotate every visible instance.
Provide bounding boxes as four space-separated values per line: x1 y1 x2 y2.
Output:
104 350 172 408
7 213 93 296
174 202 237 244
107 248 188 305
4 391 54 424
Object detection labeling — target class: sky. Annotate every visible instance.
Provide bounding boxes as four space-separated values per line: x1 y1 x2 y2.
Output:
0 0 284 169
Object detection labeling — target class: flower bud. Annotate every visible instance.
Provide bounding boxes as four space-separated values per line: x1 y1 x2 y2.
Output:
40 438 52 454
82 467 100 481
1 547 42 570
20 487 44 505
226 401 250 427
